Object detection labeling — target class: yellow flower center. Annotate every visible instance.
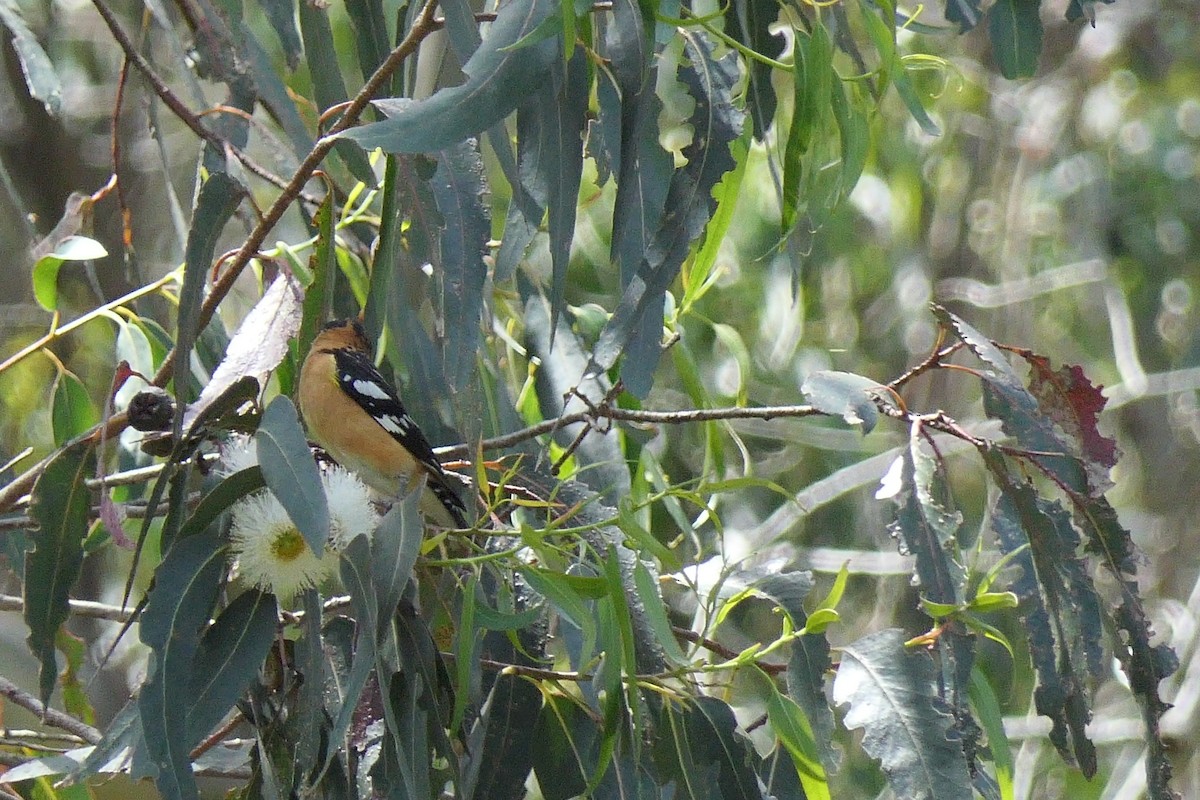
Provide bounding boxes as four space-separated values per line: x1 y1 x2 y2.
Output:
270 526 307 562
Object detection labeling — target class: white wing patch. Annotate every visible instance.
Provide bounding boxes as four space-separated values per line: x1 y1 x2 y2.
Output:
377 414 413 435
352 378 392 400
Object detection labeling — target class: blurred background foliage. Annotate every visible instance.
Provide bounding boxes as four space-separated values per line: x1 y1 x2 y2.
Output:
0 0 1197 797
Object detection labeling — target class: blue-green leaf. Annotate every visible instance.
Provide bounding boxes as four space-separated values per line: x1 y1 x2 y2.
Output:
174 172 246 428
340 0 559 153
433 141 490 390
800 370 884 433
139 531 226 800
0 0 61 114
833 629 973 800
255 396 329 554
187 589 277 745
51 369 99 446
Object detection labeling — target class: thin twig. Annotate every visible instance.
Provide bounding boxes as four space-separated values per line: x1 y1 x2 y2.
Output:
90 0 313 198
0 675 102 744
0 594 137 623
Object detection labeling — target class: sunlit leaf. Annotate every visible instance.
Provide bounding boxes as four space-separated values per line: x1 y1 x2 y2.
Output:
800 370 884 433
833 629 973 800
31 235 107 311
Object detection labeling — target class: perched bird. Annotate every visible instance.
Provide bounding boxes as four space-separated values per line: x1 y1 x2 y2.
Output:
297 319 470 528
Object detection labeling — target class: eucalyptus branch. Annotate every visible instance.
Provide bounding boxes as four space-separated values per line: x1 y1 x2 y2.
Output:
0 675 101 745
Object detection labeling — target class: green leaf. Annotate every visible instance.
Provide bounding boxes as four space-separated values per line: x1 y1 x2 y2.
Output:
340 0 560 153
299 185 336 361
833 629 973 800
256 0 302 69
800 370 885 433
186 589 277 745
174 172 246 425
655 696 762 800
758 673 831 800
51 369 99 446
726 0 784 139
631 558 689 665
595 30 745 396
987 0 1043 79
297 0 373 182
344 0 390 83
433 141 490 390
969 668 1014 800
139 531 226 800
31 235 107 311
255 395 329 555
24 442 94 706
0 0 62 114
532 696 597 800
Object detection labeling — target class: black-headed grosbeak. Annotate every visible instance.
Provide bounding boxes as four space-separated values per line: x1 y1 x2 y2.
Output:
297 319 470 528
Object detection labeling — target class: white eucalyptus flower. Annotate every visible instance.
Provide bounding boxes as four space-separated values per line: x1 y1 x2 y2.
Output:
229 491 334 603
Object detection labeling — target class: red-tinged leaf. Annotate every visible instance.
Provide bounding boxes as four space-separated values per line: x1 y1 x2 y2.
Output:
1019 351 1119 492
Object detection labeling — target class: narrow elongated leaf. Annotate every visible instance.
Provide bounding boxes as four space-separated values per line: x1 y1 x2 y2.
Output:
432 140 490 390
524 294 630 502
174 172 246 429
341 0 559 153
256 396 329 554
369 488 423 637
595 30 745 395
241 26 312 160
760 677 831 800
299 186 336 360
986 456 1099 776
833 629 973 800
139 531 226 800
801 370 884 433
726 0 783 139
655 697 763 800
177 467 266 541
752 573 838 774
0 0 61 113
187 589 277 745
297 1 373 182
344 0 390 82
256 0 302 68
888 424 966 605
24 443 95 706
988 0 1043 79
531 695 597 800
